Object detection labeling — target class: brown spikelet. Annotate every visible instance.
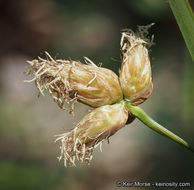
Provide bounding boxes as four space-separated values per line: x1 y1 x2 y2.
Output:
25 52 123 114
55 102 129 166
119 25 154 105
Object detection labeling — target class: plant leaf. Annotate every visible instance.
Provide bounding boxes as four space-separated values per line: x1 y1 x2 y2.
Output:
168 0 194 61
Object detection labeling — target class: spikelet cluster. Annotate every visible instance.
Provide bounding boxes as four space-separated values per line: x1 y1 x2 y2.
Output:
26 25 153 166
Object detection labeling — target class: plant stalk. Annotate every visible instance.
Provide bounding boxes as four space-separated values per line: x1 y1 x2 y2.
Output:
125 102 193 152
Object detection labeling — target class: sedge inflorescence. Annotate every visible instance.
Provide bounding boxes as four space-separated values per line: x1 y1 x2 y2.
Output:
26 25 153 166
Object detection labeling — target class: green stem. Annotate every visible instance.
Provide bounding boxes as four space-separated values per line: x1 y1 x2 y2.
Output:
168 0 194 61
125 102 193 152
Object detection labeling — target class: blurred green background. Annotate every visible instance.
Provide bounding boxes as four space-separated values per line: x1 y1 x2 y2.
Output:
0 0 194 189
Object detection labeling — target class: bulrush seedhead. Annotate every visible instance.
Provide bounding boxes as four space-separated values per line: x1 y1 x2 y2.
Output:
26 52 123 113
26 25 193 167
55 102 129 166
119 26 153 105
